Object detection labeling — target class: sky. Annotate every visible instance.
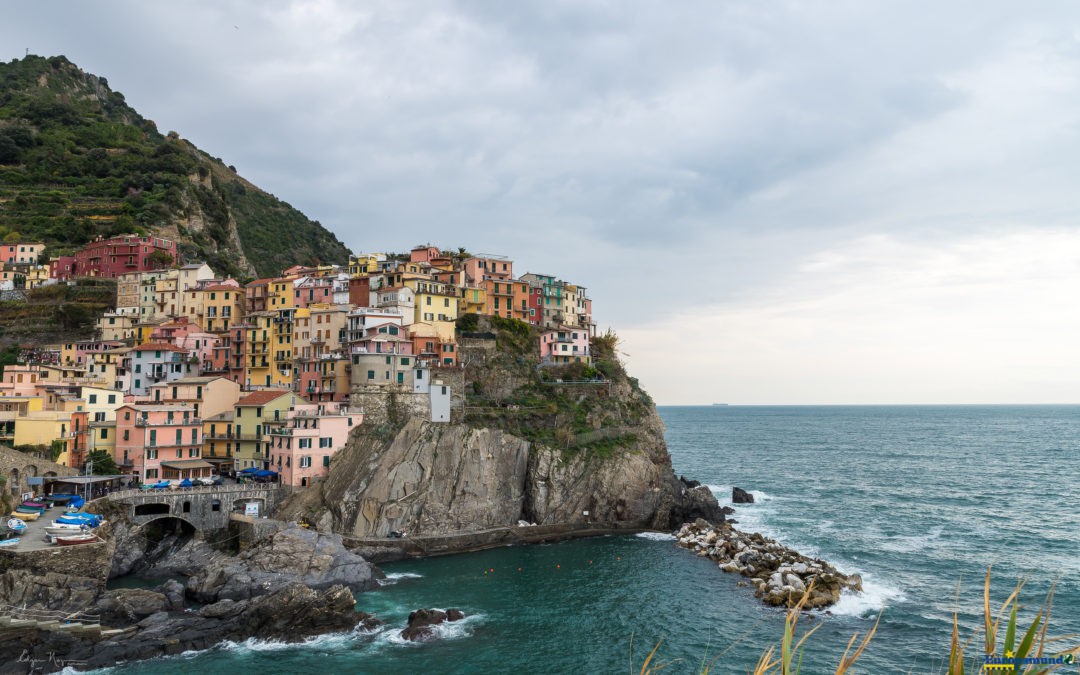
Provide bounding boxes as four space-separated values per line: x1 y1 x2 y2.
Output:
5 1 1080 404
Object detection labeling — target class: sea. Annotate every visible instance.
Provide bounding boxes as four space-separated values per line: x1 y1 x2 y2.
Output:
91 405 1079 674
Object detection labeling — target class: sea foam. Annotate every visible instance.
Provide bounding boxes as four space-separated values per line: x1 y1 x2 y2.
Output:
635 531 676 541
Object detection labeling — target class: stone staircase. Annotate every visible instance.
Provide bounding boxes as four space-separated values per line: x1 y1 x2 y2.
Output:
0 605 108 637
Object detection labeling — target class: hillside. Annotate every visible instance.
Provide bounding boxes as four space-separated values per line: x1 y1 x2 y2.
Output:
0 55 350 279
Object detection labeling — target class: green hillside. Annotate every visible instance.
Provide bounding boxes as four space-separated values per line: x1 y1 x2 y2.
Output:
0 55 350 279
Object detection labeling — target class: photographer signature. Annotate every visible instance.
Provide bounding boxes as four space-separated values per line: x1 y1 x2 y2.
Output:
18 650 87 672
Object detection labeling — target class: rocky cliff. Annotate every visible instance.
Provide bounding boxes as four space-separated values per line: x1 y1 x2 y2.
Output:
281 318 722 541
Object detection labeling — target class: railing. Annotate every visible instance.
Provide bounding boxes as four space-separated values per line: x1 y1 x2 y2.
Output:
105 483 283 501
135 417 201 426
0 605 101 625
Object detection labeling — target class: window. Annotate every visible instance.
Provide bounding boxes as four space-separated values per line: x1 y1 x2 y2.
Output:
401 357 410 365
149 429 156 445
191 428 198 443
299 438 312 449
123 430 129 441
175 429 182 444
300 456 311 468
88 394 97 404
100 428 108 439
319 437 332 448
323 455 330 467
147 448 158 459
108 394 116 404
397 372 404 384
124 411 131 421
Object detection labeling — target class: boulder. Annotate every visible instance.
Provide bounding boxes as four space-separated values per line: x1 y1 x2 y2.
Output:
186 524 383 603
400 607 466 642
732 487 755 504
95 589 167 625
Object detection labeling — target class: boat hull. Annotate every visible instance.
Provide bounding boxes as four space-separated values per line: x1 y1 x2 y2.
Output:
55 534 97 545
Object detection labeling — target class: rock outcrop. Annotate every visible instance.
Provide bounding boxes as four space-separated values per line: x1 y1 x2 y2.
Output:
675 519 862 610
732 487 755 504
309 370 723 541
1 584 379 673
186 524 383 603
400 608 465 641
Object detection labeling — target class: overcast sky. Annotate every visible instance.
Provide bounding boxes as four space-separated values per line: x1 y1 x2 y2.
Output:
7 1 1080 404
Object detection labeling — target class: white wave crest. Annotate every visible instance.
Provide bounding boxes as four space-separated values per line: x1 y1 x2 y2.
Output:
635 531 676 541
827 578 906 617
377 571 423 586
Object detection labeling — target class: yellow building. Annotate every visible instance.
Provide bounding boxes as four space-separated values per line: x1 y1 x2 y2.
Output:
0 395 44 445
459 286 486 316
348 253 385 277
24 265 50 289
408 278 459 340
97 312 137 342
203 410 236 471
270 308 294 387
185 283 244 333
267 279 294 311
244 312 273 388
233 390 308 470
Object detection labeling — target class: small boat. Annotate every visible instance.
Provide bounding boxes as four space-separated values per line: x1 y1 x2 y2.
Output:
46 525 86 535
16 505 44 514
55 533 97 546
21 501 47 509
6 518 27 533
0 538 20 547
46 493 78 505
11 511 39 521
56 514 103 526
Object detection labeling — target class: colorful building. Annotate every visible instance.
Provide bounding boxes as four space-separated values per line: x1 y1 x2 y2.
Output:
50 234 178 280
268 402 359 487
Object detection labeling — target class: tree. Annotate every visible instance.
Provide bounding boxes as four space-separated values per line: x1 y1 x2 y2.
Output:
87 448 118 475
147 249 174 269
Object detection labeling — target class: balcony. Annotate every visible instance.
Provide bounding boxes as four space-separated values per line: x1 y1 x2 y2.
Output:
135 417 201 426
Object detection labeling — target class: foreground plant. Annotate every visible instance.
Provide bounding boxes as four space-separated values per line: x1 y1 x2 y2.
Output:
948 566 1078 674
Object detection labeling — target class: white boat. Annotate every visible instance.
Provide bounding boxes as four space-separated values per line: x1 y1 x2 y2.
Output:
48 521 85 530
46 525 88 535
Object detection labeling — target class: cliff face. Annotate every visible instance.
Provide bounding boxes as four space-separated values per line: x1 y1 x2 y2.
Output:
288 319 722 539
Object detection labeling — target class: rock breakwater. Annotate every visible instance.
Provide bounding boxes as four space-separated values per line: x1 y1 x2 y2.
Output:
675 519 862 609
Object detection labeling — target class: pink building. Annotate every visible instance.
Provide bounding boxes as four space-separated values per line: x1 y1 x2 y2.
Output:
1 242 44 265
50 235 177 280
115 404 207 482
268 402 359 487
462 255 513 284
149 318 220 365
539 327 592 365
409 245 440 263
0 365 45 397
292 277 336 308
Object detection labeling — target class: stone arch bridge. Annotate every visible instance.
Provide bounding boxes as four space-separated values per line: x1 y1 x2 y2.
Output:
101 484 286 532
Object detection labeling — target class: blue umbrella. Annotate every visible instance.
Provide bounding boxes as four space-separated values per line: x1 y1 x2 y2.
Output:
254 469 278 478
239 467 260 474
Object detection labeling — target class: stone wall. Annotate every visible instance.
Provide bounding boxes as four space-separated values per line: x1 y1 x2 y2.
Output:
0 443 78 498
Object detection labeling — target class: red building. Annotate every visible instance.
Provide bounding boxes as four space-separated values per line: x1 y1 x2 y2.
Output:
50 234 177 280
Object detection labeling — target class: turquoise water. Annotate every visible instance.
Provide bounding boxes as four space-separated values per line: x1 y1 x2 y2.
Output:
103 406 1079 673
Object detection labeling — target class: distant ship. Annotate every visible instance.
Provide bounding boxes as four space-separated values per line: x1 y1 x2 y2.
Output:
712 403 728 406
